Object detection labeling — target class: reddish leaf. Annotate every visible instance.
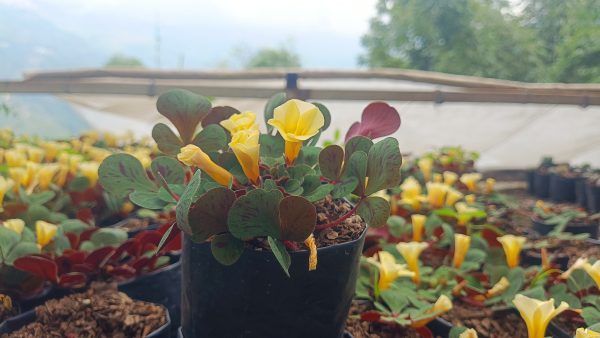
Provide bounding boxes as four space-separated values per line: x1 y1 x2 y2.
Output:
345 102 401 141
134 230 163 247
65 233 79 249
80 227 98 243
360 311 382 322
201 106 239 127
108 265 137 280
113 239 140 260
14 255 58 283
85 247 115 269
414 326 434 338
70 263 95 274
132 257 152 273
161 231 182 253
58 272 87 289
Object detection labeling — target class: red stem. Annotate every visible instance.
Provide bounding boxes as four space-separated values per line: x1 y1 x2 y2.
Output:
284 240 300 251
315 200 362 231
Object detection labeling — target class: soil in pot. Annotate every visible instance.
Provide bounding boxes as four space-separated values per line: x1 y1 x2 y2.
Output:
531 216 599 238
1 282 167 338
441 301 528 338
522 239 600 270
550 312 586 338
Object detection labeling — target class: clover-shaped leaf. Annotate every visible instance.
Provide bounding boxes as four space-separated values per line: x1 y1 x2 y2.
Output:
345 102 401 141
264 92 287 134
211 233 245 266
151 156 185 185
228 189 283 240
357 196 390 228
156 89 212 143
152 123 183 155
188 187 236 242
176 170 203 235
278 196 316 242
98 153 157 199
319 145 344 181
192 124 228 152
365 137 402 196
202 106 239 128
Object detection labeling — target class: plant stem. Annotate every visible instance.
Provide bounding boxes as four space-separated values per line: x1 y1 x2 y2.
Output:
315 199 362 231
157 172 180 202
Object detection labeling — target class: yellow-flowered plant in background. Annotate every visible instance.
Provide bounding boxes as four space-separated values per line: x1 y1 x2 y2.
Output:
178 144 233 186
3 219 25 235
0 176 11 210
443 171 458 186
459 329 478 338
35 220 58 248
37 164 59 190
498 235 526 269
513 294 568 338
418 158 433 182
79 162 100 187
367 251 415 291
433 173 442 183
411 294 453 328
396 241 428 284
400 177 424 211
485 178 496 194
583 261 600 289
411 214 426 242
452 234 470 268
267 99 324 165
577 328 600 337
460 173 482 192
426 182 447 209
445 188 463 206
465 194 476 205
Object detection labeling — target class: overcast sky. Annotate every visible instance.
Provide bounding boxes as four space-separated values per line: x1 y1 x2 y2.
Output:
4 0 378 68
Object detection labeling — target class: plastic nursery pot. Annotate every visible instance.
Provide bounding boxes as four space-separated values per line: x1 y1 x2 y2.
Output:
575 177 588 208
586 182 600 214
13 286 54 313
533 171 550 198
526 170 535 195
0 307 172 338
548 321 573 338
426 317 453 337
180 229 367 338
549 174 576 203
531 217 599 238
520 249 569 270
119 259 181 333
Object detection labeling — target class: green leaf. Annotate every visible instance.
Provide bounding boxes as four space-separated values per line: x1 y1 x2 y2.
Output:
344 136 373 163
192 125 228 152
0 226 20 264
152 123 183 155
264 92 287 134
99 153 157 199
21 204 51 227
60 219 90 234
449 327 469 338
296 147 321 167
365 137 402 195
259 134 285 158
156 89 212 143
288 165 315 182
263 179 278 191
129 191 168 209
283 179 303 195
357 196 390 227
319 145 344 180
5 242 40 265
331 176 359 199
188 187 236 242
582 307 600 326
90 228 128 247
228 189 283 240
278 196 316 241
24 191 56 205
303 180 334 202
176 170 204 235
268 236 291 277
151 156 185 185
313 102 332 131
387 216 410 237
211 233 245 266
67 176 90 192
342 150 368 197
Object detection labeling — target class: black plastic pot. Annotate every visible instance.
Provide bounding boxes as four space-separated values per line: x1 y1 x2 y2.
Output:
180 229 367 338
119 259 181 333
521 249 570 270
575 177 588 208
548 321 572 338
531 217 599 238
526 170 535 194
14 286 53 313
586 182 600 213
549 174 576 203
0 307 171 338
533 171 550 198
427 317 452 337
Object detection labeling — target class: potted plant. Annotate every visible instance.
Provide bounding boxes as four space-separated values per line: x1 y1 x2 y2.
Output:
531 201 599 238
529 157 554 199
586 173 600 214
548 164 578 203
97 89 404 337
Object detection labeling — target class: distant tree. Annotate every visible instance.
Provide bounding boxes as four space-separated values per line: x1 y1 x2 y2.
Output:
105 53 144 68
245 46 301 68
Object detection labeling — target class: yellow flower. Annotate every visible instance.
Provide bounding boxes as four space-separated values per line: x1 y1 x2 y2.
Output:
560 257 589 279
426 182 447 209
26 146 45 163
79 162 100 187
576 328 600 338
396 241 428 284
23 161 40 189
4 150 26 167
54 164 69 188
400 177 424 211
178 144 233 186
36 220 58 248
8 168 25 193
465 194 476 205
40 142 60 162
411 295 453 328
0 176 11 209
0 148 3 165
418 158 433 182
459 329 478 338
498 235 526 269
367 251 414 291
443 171 458 186
455 202 480 226
453 234 471 268
267 99 324 164
460 173 482 192
513 294 569 338
485 178 496 194
583 261 600 289
37 164 60 190
433 173 442 183
445 188 463 206
103 132 118 147
486 277 510 298
411 214 426 242
3 219 24 235
229 130 260 185
68 155 81 175
220 111 259 134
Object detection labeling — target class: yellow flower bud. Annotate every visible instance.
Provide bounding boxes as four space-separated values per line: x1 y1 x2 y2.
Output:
426 182 447 209
3 219 25 235
497 235 526 269
36 220 58 248
0 176 11 209
486 276 510 298
40 142 60 162
220 111 259 135
8 167 25 193
460 173 482 192
418 158 433 182
465 194 476 205
26 146 45 163
411 214 426 242
452 234 471 268
433 173 442 183
37 164 60 190
445 188 463 206
396 241 428 284
583 261 600 289
229 130 260 185
459 329 478 338
367 251 414 291
561 257 588 279
79 162 100 187
178 144 233 186
443 171 458 186
54 164 69 188
4 150 26 167
485 178 496 194
513 294 568 338
68 155 81 175
411 294 453 328
400 177 423 211
304 234 318 271
267 99 324 165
